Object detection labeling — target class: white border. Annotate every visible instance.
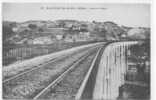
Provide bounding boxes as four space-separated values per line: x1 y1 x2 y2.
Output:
0 0 154 100
0 0 152 3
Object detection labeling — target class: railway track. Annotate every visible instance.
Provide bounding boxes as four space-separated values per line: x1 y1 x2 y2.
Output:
3 41 150 100
3 45 103 99
33 46 103 100
3 57 58 83
75 45 105 100
3 45 95 83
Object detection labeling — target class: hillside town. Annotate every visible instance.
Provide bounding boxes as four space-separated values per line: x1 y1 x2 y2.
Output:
2 20 150 66
3 20 150 45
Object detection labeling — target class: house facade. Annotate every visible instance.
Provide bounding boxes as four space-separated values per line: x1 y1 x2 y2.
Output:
32 37 53 44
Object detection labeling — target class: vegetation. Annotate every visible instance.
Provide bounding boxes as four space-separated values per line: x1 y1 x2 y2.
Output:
2 20 150 66
28 24 37 30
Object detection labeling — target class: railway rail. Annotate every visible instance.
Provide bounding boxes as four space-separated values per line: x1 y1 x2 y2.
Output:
3 57 58 83
3 42 105 82
75 44 105 100
3 44 104 99
33 46 103 100
3 41 147 100
3 45 96 83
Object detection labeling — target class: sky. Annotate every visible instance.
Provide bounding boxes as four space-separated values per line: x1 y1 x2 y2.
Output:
2 3 150 27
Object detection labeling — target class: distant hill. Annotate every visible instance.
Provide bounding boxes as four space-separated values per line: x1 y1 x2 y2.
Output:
2 20 150 45
127 28 150 39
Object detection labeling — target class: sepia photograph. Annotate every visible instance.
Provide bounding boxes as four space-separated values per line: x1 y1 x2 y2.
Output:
2 2 150 100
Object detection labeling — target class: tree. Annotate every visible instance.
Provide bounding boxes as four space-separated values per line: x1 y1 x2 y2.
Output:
3 24 14 42
38 28 44 32
10 22 17 27
28 24 37 30
3 24 16 57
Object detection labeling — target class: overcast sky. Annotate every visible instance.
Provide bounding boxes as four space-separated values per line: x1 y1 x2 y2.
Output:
2 3 150 27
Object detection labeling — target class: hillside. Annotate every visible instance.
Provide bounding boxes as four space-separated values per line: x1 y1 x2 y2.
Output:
2 20 150 66
3 20 150 45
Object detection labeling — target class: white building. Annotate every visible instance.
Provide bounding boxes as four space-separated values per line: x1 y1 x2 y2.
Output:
33 37 53 44
56 35 63 40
